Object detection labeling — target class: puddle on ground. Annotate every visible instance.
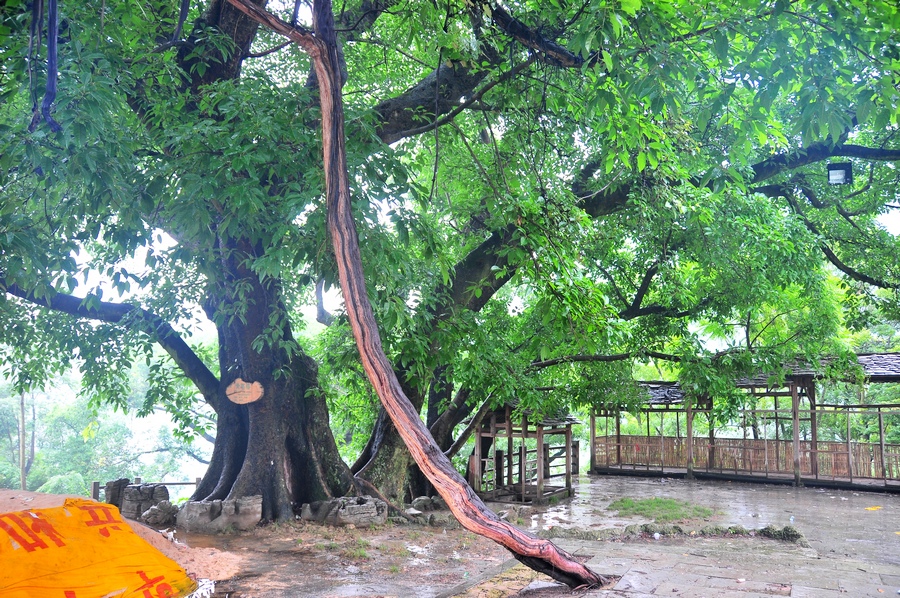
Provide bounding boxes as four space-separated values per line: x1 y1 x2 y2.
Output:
520 476 900 567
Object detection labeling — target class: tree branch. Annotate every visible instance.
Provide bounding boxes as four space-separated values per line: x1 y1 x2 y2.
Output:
756 185 900 289
444 396 493 460
315 277 335 326
1 279 222 405
528 351 681 370
622 263 658 316
485 2 589 68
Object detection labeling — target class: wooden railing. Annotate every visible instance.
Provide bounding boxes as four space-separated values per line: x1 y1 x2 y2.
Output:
471 441 579 496
90 477 202 501
594 435 900 483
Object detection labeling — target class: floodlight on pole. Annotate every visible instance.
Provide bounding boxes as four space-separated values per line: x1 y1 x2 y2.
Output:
827 162 852 185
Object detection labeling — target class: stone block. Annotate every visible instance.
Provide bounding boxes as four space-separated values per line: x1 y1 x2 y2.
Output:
103 478 130 509
410 496 434 511
300 496 387 527
141 500 179 528
120 484 169 520
428 512 460 530
176 495 262 533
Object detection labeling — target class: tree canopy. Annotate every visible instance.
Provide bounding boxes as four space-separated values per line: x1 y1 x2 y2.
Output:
1 0 899 546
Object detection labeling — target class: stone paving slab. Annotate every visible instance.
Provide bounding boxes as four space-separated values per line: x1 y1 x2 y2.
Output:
453 536 900 597
449 475 900 597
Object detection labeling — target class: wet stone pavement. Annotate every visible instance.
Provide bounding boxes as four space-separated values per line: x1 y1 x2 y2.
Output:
452 475 900 597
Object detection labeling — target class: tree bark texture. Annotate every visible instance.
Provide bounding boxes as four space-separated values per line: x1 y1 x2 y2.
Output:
191 241 354 518
224 0 608 587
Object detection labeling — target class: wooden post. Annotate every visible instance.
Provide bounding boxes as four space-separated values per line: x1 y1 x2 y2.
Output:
507 412 514 486
572 440 579 479
542 443 551 479
565 425 573 496
742 408 749 473
659 411 665 473
879 409 887 485
494 450 504 497
589 410 596 473
774 394 781 470
708 413 715 472
473 427 483 492
847 408 854 482
91 481 101 501
603 413 609 467
809 382 819 478
646 412 651 470
615 409 622 465
519 444 527 501
675 410 681 463
685 399 694 479
536 425 545 504
791 382 802 486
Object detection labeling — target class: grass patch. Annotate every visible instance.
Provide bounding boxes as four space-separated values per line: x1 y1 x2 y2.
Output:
607 497 713 523
341 546 370 559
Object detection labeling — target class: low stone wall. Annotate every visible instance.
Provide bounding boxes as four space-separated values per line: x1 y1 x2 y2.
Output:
301 496 388 527
176 496 263 533
120 484 170 520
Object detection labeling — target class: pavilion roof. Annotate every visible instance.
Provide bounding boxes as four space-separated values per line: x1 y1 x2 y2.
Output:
739 352 900 386
636 353 900 404
487 401 581 427
639 382 686 405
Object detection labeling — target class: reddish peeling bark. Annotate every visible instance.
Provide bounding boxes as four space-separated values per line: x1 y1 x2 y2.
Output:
225 0 609 588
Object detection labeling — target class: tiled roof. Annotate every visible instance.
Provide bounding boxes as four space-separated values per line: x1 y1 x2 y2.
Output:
640 382 686 404
636 353 900 403
856 353 900 381
486 400 581 427
740 352 900 385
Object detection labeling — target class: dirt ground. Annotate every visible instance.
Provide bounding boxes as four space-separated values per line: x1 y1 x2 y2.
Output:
4 475 900 597
179 474 900 597
182 519 513 597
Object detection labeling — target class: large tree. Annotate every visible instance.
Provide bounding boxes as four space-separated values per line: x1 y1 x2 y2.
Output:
1 0 900 576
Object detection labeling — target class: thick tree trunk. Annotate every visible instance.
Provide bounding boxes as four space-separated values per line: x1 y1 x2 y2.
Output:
221 0 606 587
224 0 608 586
351 409 412 502
351 370 427 501
192 247 353 519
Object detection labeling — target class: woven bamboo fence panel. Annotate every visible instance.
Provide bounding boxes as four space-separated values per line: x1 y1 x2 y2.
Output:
594 435 900 481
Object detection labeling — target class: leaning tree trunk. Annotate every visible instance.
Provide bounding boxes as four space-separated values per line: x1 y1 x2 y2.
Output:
225 0 608 587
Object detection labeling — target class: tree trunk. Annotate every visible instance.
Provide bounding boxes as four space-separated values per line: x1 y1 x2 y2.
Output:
351 409 414 502
19 393 26 491
220 0 606 587
192 248 353 519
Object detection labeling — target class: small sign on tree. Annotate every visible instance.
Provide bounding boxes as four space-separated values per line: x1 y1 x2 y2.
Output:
226 378 264 404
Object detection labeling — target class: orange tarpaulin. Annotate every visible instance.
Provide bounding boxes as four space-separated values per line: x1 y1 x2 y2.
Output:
0 498 197 598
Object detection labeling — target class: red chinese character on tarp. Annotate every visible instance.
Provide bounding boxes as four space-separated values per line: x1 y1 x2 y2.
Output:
0 511 66 552
136 570 175 598
78 503 125 538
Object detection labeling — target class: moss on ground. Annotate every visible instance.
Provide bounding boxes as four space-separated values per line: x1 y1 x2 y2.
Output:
541 523 809 546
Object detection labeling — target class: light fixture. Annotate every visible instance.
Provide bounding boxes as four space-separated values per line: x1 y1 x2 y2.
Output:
827 162 852 185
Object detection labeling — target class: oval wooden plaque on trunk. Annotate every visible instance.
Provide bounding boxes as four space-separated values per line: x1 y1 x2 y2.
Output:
226 378 264 404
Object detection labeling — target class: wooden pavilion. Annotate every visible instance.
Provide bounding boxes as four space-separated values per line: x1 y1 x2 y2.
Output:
590 353 900 492
467 403 580 504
